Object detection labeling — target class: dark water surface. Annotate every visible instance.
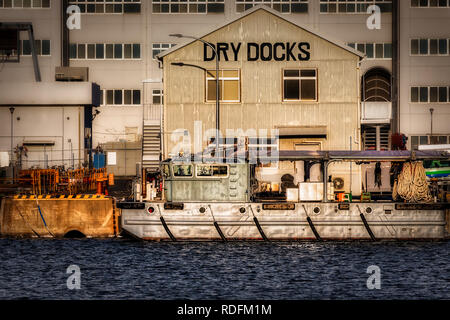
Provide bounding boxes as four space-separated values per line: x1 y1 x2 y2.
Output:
0 238 448 300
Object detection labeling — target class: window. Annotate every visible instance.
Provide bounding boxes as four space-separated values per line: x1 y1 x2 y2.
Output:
411 135 449 150
348 43 392 59
206 70 240 103
67 1 141 14
69 43 140 60
196 165 228 177
236 0 308 14
152 0 224 14
20 39 50 56
152 89 164 104
102 89 141 105
411 38 450 55
411 86 450 103
320 0 392 13
173 165 193 177
0 0 50 8
283 69 317 101
152 43 176 59
411 0 450 7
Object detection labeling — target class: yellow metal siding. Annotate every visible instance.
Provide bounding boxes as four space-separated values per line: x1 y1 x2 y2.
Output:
163 9 360 156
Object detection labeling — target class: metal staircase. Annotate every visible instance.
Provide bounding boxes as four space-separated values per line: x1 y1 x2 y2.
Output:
142 103 163 172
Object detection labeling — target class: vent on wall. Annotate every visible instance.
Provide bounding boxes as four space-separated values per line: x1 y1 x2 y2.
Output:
55 67 89 82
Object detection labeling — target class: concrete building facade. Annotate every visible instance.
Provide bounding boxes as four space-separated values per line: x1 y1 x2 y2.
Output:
0 0 449 176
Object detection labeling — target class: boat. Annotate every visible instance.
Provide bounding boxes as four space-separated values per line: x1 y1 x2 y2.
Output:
119 150 450 241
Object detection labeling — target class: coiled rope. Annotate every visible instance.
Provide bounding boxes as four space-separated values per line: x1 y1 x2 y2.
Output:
392 161 432 203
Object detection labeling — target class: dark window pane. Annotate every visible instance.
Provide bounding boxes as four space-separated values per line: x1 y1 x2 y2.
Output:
42 40 50 55
124 44 132 59
419 39 428 55
430 39 438 54
411 39 419 55
114 44 122 59
420 87 428 102
366 43 374 58
132 44 140 59
207 3 224 12
106 44 113 59
411 136 419 150
96 44 104 59
114 90 122 105
124 90 132 104
411 87 419 102
78 44 85 59
124 3 140 13
301 79 316 100
23 40 31 55
375 44 383 58
69 43 76 59
87 44 95 59
106 90 114 105
384 43 392 58
301 70 316 77
430 87 438 102
284 70 299 77
439 87 448 102
133 90 141 104
438 39 447 54
284 79 300 100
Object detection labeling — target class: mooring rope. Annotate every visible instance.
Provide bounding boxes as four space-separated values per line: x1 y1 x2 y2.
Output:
393 161 432 203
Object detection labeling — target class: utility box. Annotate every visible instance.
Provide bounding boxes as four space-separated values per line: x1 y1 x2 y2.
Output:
299 182 323 201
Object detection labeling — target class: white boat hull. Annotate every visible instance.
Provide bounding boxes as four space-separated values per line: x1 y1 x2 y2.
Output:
120 202 448 241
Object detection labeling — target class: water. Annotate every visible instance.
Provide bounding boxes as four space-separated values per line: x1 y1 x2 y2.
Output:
0 238 448 300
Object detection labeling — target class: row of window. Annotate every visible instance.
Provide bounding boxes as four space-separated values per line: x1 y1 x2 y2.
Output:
152 0 224 14
0 0 50 8
69 43 141 60
100 89 141 105
411 39 450 56
348 43 392 59
68 1 140 13
410 86 450 103
152 43 176 59
236 0 308 14
411 135 450 150
319 0 392 14
166 164 229 178
17 39 51 56
203 69 317 103
411 0 450 7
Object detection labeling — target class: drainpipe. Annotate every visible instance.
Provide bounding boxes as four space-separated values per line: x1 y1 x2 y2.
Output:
61 0 69 67
391 0 400 133
9 107 15 169
430 108 434 143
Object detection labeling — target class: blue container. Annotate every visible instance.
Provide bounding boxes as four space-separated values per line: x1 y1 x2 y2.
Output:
93 153 106 169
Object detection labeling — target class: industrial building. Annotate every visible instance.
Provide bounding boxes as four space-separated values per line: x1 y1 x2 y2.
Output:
0 0 449 180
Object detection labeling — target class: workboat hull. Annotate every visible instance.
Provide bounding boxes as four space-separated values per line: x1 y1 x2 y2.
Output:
120 202 448 241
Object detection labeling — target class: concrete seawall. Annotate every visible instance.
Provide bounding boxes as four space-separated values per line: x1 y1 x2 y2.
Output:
0 196 119 238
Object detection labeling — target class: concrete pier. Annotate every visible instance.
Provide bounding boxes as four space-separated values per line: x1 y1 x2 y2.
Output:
0 196 119 238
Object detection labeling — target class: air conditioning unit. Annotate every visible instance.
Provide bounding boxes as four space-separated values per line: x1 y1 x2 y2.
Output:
55 67 89 82
333 177 345 191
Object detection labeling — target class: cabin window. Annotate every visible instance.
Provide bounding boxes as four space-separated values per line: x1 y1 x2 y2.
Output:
283 69 317 101
196 165 228 178
206 70 240 103
173 165 193 177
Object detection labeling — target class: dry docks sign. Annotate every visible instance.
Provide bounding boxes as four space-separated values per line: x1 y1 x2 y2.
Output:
203 42 311 62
